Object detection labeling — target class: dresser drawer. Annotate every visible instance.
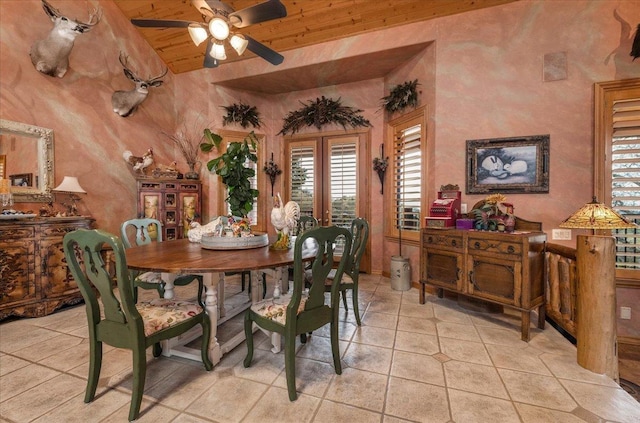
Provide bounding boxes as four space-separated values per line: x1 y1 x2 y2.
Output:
468 236 522 256
423 232 464 251
41 225 85 238
0 226 35 240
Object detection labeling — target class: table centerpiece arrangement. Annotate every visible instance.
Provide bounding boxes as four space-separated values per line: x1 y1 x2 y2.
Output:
469 193 515 232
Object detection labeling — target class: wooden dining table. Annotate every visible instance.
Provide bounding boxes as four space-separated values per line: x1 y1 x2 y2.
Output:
125 237 316 366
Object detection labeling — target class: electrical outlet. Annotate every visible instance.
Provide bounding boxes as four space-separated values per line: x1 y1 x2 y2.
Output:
552 229 572 240
621 306 631 320
461 203 468 214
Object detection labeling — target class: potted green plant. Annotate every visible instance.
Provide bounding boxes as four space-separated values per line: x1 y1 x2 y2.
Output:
200 129 259 218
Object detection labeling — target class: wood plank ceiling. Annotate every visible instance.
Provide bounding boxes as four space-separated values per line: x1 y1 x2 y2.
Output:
114 0 517 75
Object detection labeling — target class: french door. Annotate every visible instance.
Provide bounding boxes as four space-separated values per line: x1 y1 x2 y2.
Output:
284 131 370 271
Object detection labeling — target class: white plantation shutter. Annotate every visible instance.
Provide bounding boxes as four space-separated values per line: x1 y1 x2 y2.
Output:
290 145 315 217
329 141 357 229
611 98 640 269
393 120 422 232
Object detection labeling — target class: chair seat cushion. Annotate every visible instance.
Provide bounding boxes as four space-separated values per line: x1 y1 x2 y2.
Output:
137 298 203 336
251 294 308 326
324 269 353 284
136 271 163 284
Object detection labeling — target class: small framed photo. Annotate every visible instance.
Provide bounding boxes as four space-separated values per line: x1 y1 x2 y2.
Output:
9 173 33 187
466 135 549 194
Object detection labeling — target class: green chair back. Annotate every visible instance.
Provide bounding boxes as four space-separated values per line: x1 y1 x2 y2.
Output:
326 217 369 325
244 225 352 401
63 229 212 421
120 217 202 301
121 217 163 247
346 217 369 279
295 215 319 235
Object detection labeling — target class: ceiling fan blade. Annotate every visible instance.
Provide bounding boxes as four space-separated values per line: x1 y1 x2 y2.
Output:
203 0 235 15
131 19 193 28
245 35 283 65
203 40 219 68
229 0 287 28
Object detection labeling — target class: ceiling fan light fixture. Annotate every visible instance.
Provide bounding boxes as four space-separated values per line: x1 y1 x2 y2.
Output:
187 24 208 46
209 17 230 41
210 42 227 60
230 34 248 55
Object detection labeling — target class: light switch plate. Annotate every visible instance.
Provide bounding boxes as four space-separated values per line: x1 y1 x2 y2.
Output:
621 306 631 320
552 229 572 240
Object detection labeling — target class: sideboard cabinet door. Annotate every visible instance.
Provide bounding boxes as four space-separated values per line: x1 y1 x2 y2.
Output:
0 226 37 315
0 217 93 320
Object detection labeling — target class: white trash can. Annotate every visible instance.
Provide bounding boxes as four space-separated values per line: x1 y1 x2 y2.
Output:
390 255 411 291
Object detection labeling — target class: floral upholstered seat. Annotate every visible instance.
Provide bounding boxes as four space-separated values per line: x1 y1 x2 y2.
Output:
250 295 308 325
137 298 204 336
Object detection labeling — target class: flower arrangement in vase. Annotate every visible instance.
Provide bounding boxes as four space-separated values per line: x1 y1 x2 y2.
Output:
470 193 515 232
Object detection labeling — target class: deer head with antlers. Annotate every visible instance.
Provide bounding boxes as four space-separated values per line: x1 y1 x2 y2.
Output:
29 0 101 78
111 52 168 118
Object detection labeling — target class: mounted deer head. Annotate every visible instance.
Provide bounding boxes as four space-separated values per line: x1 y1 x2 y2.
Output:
111 53 168 118
29 0 101 78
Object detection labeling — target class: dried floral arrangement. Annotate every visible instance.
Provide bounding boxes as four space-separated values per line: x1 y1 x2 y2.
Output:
162 115 209 166
222 103 261 128
373 156 389 173
380 79 420 114
279 96 372 135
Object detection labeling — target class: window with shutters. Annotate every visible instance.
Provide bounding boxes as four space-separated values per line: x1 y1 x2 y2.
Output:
595 78 640 281
386 107 427 243
285 132 371 272
289 141 316 218
286 134 364 226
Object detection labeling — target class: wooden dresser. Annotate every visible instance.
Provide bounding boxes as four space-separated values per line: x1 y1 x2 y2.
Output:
420 228 546 341
0 217 93 320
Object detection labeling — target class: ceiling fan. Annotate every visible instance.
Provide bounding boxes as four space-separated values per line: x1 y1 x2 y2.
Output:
131 0 287 68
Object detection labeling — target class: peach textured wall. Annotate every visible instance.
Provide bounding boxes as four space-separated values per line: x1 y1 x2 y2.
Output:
1 0 639 334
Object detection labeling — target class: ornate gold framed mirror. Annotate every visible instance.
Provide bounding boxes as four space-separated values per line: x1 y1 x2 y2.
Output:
0 119 54 203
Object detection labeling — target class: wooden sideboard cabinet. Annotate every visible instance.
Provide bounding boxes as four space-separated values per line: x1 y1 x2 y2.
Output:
0 217 93 320
420 228 547 341
137 179 202 241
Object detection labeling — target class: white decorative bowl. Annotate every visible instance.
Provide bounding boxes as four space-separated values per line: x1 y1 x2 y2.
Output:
200 233 269 250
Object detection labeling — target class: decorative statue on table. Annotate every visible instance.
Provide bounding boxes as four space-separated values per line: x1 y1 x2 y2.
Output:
270 193 300 249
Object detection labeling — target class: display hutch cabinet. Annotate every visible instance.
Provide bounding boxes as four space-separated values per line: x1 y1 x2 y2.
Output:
0 217 93 319
137 178 201 240
420 228 546 341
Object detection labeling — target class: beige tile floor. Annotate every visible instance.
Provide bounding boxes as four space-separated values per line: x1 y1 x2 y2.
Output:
1 273 639 423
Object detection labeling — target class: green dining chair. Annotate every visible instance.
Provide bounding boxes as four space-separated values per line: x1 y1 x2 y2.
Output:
63 229 212 421
244 225 352 401
325 217 369 326
121 218 202 302
296 215 319 235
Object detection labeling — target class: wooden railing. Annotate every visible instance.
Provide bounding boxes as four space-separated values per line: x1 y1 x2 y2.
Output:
545 243 578 341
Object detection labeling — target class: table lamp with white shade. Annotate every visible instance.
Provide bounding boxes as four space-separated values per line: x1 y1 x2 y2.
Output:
559 196 636 381
52 176 86 216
